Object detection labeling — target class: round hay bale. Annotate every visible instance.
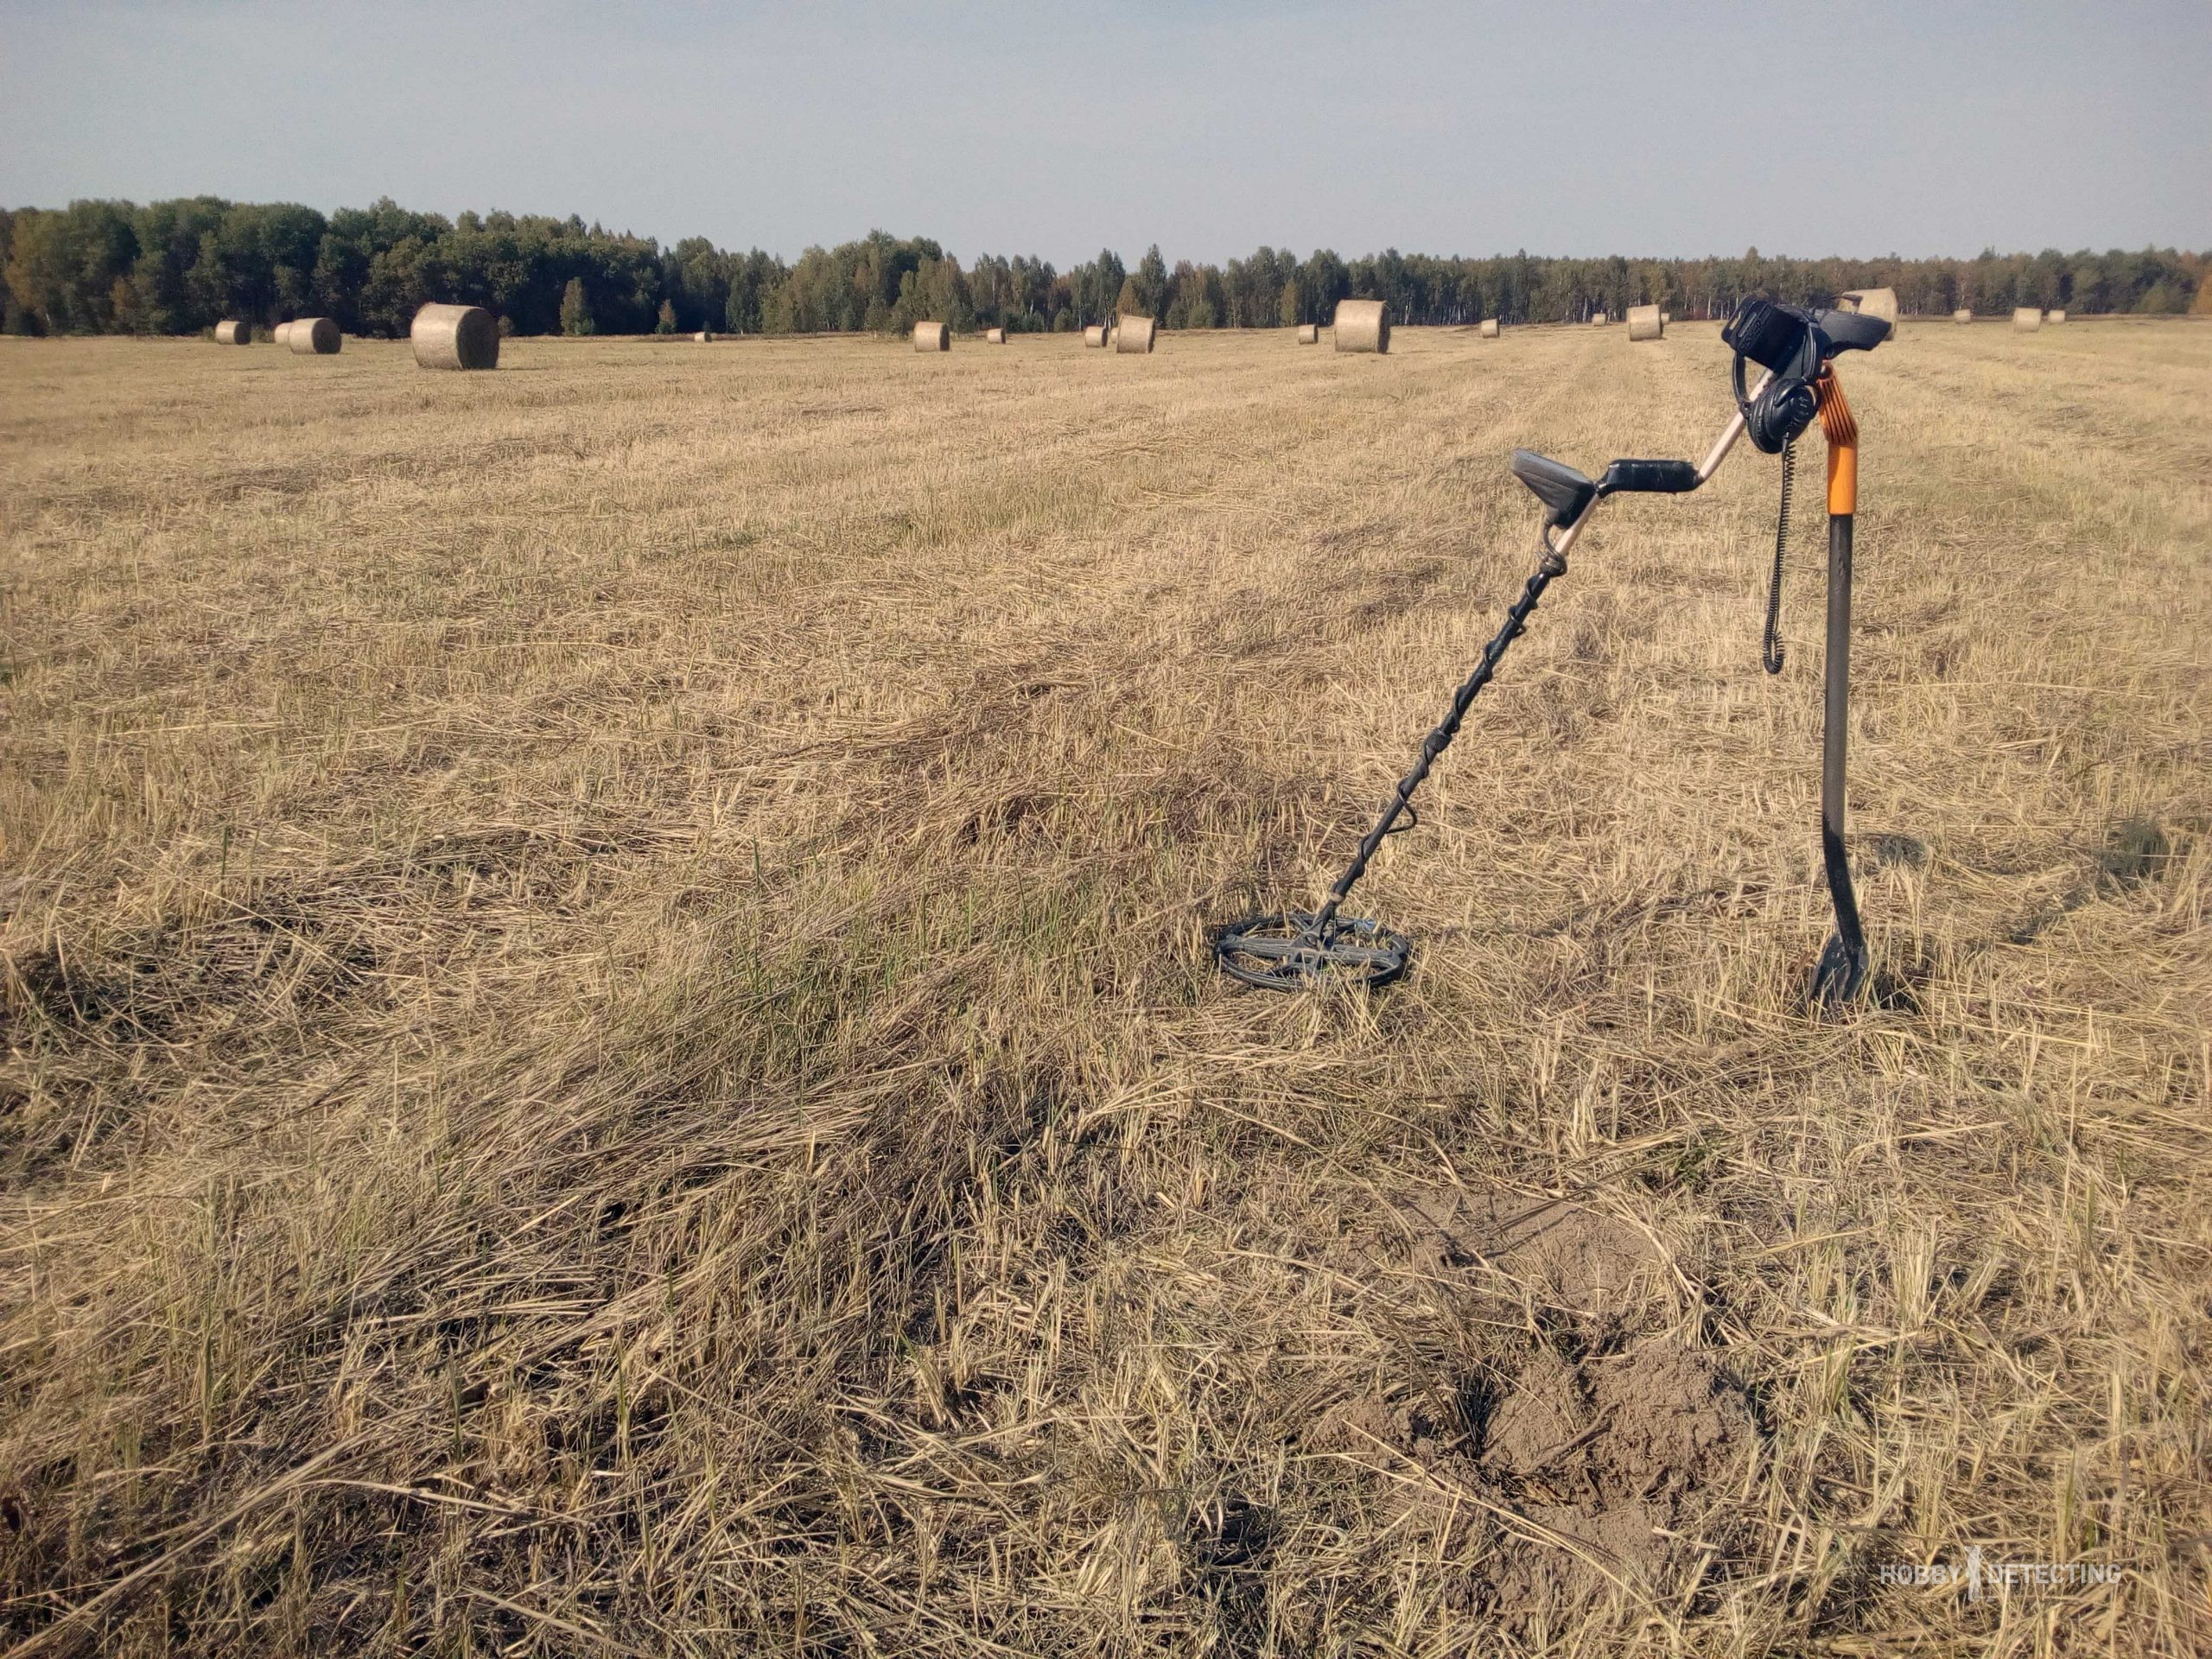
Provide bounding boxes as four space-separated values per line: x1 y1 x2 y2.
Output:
287 317 340 355
694 329 715 343
1590 312 1608 327
1660 311 1670 325
913 321 950 352
1296 322 1319 344
2046 308 2066 325
1479 318 1500 339
1627 303 1663 341
271 321 293 346
1084 324 1108 348
1837 288 1899 328
985 327 1006 344
2012 307 2043 332
1108 326 1119 348
214 320 251 345
1953 308 1973 324
411 302 499 370
1115 315 1156 353
1333 298 1389 353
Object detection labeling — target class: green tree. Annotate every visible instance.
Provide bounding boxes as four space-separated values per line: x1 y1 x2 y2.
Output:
0 192 2200 335
890 254 973 334
3 200 138 333
1132 244 1169 319
664 235 728 331
560 276 595 335
1072 248 1124 325
130 196 228 332
311 197 442 334
1300 249 1348 323
656 298 677 334
356 232 450 336
725 250 781 333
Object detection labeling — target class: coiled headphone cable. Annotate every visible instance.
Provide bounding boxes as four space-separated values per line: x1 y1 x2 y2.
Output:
1762 439 1793 675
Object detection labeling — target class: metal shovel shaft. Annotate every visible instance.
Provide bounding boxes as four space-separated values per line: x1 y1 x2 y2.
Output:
1815 512 1869 1002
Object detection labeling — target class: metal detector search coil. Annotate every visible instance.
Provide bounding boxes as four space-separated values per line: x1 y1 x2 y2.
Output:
1216 912 1411 991
1215 298 1891 1006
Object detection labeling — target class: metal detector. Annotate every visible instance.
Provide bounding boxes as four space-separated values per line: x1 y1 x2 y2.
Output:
1216 296 1891 1007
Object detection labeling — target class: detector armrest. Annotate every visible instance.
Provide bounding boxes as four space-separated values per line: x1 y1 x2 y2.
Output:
1812 308 1890 353
1510 449 1598 528
1598 459 1700 495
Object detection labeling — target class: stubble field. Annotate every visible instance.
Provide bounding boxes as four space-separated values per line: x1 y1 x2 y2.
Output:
2 318 2208 1655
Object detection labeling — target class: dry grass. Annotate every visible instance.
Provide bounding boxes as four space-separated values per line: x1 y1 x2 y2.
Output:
2 319 2208 1655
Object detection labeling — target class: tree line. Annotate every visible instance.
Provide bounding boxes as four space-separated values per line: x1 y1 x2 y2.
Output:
3 195 2204 340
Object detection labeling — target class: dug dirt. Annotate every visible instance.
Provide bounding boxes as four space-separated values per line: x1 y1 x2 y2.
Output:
1319 1179 1758 1627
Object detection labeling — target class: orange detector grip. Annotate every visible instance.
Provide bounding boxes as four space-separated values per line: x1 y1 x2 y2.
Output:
1816 368 1858 516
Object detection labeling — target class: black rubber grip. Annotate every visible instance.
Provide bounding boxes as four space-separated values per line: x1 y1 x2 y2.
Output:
1599 459 1700 494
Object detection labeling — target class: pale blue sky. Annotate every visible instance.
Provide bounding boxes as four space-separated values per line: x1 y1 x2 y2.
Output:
3 1 2204 262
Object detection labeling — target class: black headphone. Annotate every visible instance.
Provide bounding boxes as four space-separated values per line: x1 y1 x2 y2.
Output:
1725 299 1823 454
1738 364 1818 454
